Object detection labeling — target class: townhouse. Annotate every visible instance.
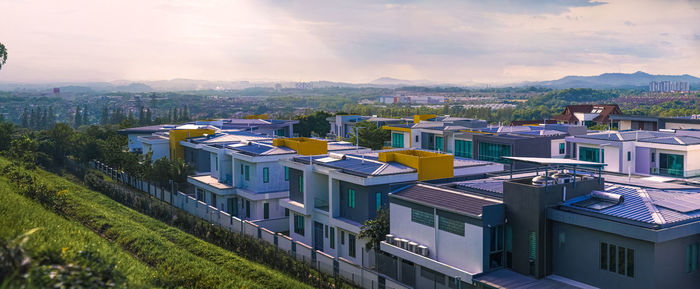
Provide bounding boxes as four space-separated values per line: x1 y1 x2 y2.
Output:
328 115 407 139
279 149 504 267
611 115 700 131
382 114 488 150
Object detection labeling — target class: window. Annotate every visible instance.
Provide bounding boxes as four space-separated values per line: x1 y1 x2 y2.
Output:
348 189 356 208
285 208 289 217
211 193 217 208
489 225 504 268
411 208 434 227
627 151 631 161
215 156 218 171
600 243 608 270
330 227 335 249
618 246 626 275
375 192 382 211
299 175 304 193
559 143 565 154
245 200 250 218
627 248 634 277
435 136 443 152
438 215 465 236
294 214 305 236
506 225 513 268
392 133 404 148
341 231 345 245
651 152 655 162
325 225 328 238
244 165 250 181
349 234 356 258
240 164 244 175
263 203 269 219
284 167 289 181
687 243 698 273
455 140 473 158
262 167 269 183
478 142 511 163
528 231 536 260
600 242 634 277
609 244 617 273
415 135 419 143
579 146 604 163
659 153 684 177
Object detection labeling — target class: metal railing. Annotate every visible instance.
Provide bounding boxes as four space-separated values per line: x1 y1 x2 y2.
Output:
650 167 700 178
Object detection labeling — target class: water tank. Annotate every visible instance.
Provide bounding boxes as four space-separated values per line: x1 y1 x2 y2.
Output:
532 175 556 186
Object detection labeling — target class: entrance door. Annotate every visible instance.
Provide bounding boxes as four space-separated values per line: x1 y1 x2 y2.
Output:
314 222 324 251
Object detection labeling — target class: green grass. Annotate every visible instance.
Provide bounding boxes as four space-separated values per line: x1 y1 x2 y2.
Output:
0 158 313 289
0 178 157 288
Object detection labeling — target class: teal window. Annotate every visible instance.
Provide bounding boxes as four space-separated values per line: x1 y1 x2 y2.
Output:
659 153 684 177
245 200 250 218
687 243 698 273
284 167 289 181
435 136 443 152
215 156 218 171
438 215 464 236
579 146 603 163
559 143 565 154
227 198 238 216
627 151 631 161
330 227 335 249
348 189 356 208
341 231 345 245
263 167 269 183
455 140 473 158
276 128 285 137
240 164 244 175
349 234 356 258
609 244 617 273
600 242 634 277
478 142 511 163
244 165 250 180
285 208 289 217
294 214 305 236
299 175 303 193
392 133 404 148
411 208 434 227
263 203 269 219
528 231 536 260
375 192 382 211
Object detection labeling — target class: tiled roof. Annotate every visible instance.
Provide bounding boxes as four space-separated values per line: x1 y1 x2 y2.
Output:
637 136 700 145
392 183 501 217
577 130 672 141
455 179 505 194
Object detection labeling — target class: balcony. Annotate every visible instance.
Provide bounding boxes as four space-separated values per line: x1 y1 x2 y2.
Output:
313 197 329 212
379 241 476 284
650 167 700 178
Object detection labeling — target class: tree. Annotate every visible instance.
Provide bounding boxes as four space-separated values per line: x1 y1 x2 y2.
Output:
74 106 82 128
169 158 194 190
349 121 390 150
358 208 389 251
101 106 109 125
294 111 331 137
44 123 74 165
21 107 28 128
82 106 89 125
145 108 152 125
0 42 7 70
9 135 39 167
0 121 15 151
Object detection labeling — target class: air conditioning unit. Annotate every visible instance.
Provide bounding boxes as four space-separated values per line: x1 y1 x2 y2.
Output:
417 245 429 257
385 234 394 244
407 242 418 252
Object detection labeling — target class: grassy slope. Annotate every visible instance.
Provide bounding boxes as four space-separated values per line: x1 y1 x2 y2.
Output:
0 158 313 289
0 178 157 288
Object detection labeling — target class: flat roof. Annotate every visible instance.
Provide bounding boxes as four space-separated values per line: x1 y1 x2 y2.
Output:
391 183 501 217
503 157 606 167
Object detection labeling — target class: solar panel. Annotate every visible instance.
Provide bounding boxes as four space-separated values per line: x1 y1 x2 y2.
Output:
653 198 700 213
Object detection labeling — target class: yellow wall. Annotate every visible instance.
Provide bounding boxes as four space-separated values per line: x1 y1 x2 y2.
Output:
272 137 328 155
169 129 216 159
413 114 437 124
245 114 269 119
378 150 453 181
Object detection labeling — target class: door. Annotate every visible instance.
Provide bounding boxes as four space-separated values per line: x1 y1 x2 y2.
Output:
227 198 238 216
435 136 443 152
314 221 324 251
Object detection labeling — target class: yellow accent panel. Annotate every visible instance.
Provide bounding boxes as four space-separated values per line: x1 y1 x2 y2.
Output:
413 114 437 124
169 129 216 159
378 150 453 181
381 125 411 132
272 137 328 155
245 114 269 119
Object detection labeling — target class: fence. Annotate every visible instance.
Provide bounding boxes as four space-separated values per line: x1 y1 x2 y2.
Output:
91 160 409 289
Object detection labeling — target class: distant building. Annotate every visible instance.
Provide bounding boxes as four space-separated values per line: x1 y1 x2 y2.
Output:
649 81 689 92
550 104 622 127
611 115 700 131
379 95 446 104
295 82 314 90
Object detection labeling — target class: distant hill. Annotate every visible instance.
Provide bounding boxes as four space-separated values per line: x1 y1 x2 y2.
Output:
523 71 700 89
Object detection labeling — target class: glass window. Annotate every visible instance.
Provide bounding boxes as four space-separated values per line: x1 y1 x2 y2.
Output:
262 167 269 183
651 152 655 162
559 143 566 154
618 246 626 275
263 203 269 219
455 140 473 158
528 232 536 260
687 243 698 273
294 214 305 236
609 244 617 273
627 151 631 161
240 164 244 175
325 225 328 238
348 189 356 208
215 156 218 171
627 248 635 277
600 242 608 270
244 165 250 181
375 192 382 211
284 167 289 181
579 146 601 162
349 234 356 258
478 142 511 163
330 227 335 249
341 231 345 245
245 200 250 218
284 208 289 217
392 133 404 148
438 215 464 236
411 208 434 227
659 153 684 177
299 175 303 193
435 136 443 152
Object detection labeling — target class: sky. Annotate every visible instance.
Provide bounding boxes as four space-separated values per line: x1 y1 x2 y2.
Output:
0 0 698 84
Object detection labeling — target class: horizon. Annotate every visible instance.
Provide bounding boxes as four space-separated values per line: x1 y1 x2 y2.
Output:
0 0 699 84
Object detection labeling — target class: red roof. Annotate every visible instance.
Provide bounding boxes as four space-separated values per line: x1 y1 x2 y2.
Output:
551 104 621 124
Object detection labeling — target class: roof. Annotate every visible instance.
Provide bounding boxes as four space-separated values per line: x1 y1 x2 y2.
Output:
296 154 416 177
475 269 583 289
503 157 607 167
561 184 700 228
391 183 501 217
637 136 700 146
575 130 673 142
188 131 271 145
229 141 296 156
455 179 505 194
551 104 621 123
117 124 178 134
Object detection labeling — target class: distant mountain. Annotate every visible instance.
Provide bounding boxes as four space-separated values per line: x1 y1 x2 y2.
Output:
523 71 700 89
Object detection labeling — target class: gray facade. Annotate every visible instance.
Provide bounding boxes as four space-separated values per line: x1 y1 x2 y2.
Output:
184 146 211 173
288 168 304 204
338 181 411 224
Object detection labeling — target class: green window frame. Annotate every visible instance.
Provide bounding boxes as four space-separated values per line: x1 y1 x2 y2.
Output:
349 234 356 258
262 167 269 183
375 192 382 211
348 189 356 208
438 215 465 236
392 133 404 148
284 167 289 181
455 139 473 158
330 227 335 249
263 203 269 219
294 214 305 236
244 165 250 181
687 243 698 273
528 231 536 260
478 142 511 163
559 143 565 154
579 146 603 163
435 136 443 152
411 208 434 227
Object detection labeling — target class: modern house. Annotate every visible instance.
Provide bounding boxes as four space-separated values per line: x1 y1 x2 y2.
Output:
611 115 700 131
279 149 504 267
382 114 488 150
327 115 407 139
566 130 700 178
117 124 177 153
551 104 622 127
136 124 217 162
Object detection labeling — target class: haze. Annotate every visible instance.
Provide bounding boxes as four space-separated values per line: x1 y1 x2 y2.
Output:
0 0 698 84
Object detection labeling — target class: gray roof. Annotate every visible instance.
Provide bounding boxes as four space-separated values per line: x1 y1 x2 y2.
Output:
455 179 505 194
475 269 581 289
637 136 700 145
391 184 501 217
577 130 672 141
295 154 416 177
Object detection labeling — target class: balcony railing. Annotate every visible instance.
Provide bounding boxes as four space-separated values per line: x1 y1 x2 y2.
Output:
650 167 700 178
314 198 329 212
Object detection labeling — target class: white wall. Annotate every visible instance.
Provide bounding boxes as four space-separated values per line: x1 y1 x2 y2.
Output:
145 142 169 161
550 139 566 158
389 203 436 253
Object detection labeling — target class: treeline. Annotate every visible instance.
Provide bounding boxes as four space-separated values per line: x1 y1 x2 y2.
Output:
20 106 57 130
99 105 191 127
